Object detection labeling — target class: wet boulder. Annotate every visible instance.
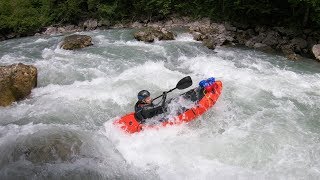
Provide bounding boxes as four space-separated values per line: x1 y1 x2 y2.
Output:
202 34 234 50
61 34 93 50
202 37 216 50
12 131 82 164
133 27 175 42
190 22 234 49
192 32 203 41
0 63 37 107
134 30 155 42
312 44 320 61
286 53 302 61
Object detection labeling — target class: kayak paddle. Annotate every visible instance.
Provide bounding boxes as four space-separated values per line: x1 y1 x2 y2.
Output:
152 76 192 101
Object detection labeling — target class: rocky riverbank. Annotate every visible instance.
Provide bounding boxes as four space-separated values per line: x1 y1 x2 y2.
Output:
30 17 320 62
125 17 320 62
1 17 320 61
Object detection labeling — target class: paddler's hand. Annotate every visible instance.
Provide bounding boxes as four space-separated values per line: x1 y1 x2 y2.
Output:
161 91 167 107
162 91 167 99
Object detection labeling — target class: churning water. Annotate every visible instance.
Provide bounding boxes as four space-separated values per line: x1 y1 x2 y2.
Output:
0 29 320 180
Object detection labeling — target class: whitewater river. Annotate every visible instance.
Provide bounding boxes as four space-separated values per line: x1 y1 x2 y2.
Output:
0 29 320 179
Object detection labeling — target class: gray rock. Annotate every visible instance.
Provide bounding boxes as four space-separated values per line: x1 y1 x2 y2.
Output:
83 19 98 30
131 21 144 28
286 53 302 61
291 38 308 52
232 22 249 30
262 31 280 46
158 28 175 40
165 17 191 28
112 23 128 29
43 25 81 35
211 23 227 34
245 33 266 48
202 34 233 49
199 25 215 34
189 20 213 34
246 29 256 37
14 132 82 164
98 19 111 27
201 17 211 27
276 38 290 50
61 35 93 50
64 25 80 32
235 30 253 44
134 30 155 42
312 44 320 61
171 17 185 25
202 37 216 50
57 27 66 33
147 22 163 29
255 26 268 33
273 27 295 37
43 27 58 35
192 32 203 41
281 44 295 55
215 34 233 46
164 20 174 27
7 33 18 39
133 27 175 42
189 24 200 32
224 22 237 32
253 43 274 53
0 63 37 107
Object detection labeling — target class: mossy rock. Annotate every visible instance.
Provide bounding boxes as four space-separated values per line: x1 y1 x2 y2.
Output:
61 34 93 50
0 63 37 107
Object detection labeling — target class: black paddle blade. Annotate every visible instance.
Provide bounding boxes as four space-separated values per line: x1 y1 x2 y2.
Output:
176 76 192 90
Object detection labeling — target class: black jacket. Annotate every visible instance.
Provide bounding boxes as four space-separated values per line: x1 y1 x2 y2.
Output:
134 93 167 123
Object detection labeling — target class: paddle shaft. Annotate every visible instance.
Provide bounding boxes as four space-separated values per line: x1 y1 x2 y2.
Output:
152 87 176 101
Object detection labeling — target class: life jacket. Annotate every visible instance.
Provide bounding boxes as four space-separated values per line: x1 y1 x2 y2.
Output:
134 101 165 123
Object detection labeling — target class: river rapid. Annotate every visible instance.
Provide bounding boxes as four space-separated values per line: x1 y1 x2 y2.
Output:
0 29 320 180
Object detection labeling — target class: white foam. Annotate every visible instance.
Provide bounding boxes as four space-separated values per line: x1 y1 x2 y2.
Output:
34 38 48 43
175 33 197 42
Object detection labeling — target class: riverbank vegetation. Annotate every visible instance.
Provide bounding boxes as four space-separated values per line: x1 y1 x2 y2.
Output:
1 0 320 36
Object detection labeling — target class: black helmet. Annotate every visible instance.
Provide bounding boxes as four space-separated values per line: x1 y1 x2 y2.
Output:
138 90 150 100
